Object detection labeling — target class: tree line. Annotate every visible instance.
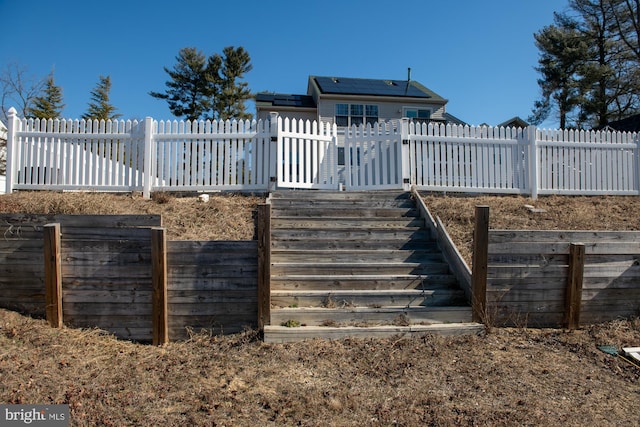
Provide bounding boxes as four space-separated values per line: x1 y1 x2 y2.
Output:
530 0 640 129
0 45 253 124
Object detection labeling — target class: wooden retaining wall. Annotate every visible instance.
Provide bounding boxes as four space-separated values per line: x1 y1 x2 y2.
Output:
473 207 640 327
0 214 258 342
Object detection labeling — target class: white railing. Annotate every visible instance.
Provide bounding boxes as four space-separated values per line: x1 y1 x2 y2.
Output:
535 128 639 195
276 117 338 190
151 117 272 192
408 122 529 194
4 107 640 198
345 121 404 190
7 113 145 192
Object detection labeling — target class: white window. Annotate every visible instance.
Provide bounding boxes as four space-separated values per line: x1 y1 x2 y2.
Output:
404 108 431 123
335 104 378 127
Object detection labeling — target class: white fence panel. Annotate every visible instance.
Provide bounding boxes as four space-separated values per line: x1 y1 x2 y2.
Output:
151 118 271 191
345 122 404 190
5 107 639 198
277 117 338 189
409 122 528 194
536 128 639 195
12 117 144 191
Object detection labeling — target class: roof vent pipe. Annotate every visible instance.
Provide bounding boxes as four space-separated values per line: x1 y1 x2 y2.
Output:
407 67 411 81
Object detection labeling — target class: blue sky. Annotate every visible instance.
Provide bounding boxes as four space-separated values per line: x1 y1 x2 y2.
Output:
1 0 568 127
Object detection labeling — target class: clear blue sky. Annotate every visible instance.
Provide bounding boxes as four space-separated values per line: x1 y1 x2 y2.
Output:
1 0 568 128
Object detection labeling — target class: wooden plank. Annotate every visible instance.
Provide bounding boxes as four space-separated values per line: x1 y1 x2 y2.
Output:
167 277 257 291
435 215 472 301
167 264 257 278
472 206 489 322
0 213 161 228
489 241 640 255
151 228 168 345
489 230 640 243
43 223 63 328
168 291 257 304
257 204 271 330
167 240 257 253
168 303 257 316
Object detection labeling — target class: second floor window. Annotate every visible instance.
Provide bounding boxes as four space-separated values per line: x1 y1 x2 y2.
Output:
404 108 431 123
335 104 378 127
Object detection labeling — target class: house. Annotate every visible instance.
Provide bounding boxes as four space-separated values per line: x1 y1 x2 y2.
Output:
599 114 640 133
496 116 529 128
256 75 466 128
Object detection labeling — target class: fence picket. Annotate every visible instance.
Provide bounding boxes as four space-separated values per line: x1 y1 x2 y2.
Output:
6 114 640 197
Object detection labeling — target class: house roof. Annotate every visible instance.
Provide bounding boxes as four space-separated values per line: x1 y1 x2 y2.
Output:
602 114 640 132
255 93 316 109
496 116 529 128
310 76 446 101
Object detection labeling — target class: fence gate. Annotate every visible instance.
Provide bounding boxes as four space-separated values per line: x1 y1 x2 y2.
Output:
344 122 405 190
276 117 340 190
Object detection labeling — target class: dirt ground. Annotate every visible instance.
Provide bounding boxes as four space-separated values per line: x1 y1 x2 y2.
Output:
0 191 639 426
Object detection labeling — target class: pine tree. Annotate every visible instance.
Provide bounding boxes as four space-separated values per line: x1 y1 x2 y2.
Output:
529 19 588 128
28 74 64 119
149 47 214 121
151 46 253 121
82 75 121 121
216 46 253 121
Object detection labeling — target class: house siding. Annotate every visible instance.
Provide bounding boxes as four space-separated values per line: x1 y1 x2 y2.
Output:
256 107 317 123
317 97 446 126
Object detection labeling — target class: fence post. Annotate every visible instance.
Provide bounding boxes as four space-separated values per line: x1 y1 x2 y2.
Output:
151 227 169 345
44 223 63 328
636 133 640 195
269 112 279 192
472 205 490 323
5 107 19 194
527 125 539 200
400 118 411 191
564 243 585 330
142 117 154 199
257 203 271 330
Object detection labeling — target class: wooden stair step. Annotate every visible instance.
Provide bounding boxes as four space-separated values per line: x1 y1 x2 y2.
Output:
271 239 436 251
271 262 450 275
270 207 420 218
270 191 412 200
271 217 425 229
270 229 430 240
270 306 473 326
271 289 465 308
270 274 459 290
271 249 443 263
263 323 485 343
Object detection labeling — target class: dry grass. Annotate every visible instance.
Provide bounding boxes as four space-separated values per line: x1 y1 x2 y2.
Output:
421 193 640 266
0 191 263 240
1 190 640 425
0 309 638 426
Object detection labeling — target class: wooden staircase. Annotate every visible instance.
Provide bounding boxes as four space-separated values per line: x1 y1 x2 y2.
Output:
262 191 483 343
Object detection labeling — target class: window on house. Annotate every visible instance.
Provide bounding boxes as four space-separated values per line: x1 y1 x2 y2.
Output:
335 104 349 127
335 104 379 127
404 108 431 123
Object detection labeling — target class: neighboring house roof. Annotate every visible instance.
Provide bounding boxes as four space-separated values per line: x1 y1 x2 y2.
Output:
496 116 529 128
601 114 640 132
255 93 316 109
442 112 467 126
309 76 446 101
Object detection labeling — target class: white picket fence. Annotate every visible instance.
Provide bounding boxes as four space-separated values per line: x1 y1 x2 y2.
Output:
4 107 640 198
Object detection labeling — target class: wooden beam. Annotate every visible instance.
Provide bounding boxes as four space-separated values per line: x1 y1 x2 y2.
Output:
151 227 169 345
564 243 585 330
472 206 490 323
257 204 272 330
43 223 63 328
